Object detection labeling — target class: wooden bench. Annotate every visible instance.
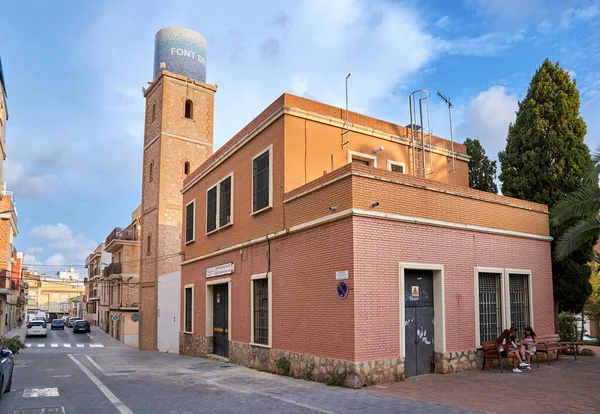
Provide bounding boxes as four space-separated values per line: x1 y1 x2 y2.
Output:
481 340 540 373
535 334 581 364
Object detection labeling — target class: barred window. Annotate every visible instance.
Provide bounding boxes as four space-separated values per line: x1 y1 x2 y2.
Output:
219 177 232 227
206 187 217 233
253 278 269 345
185 201 195 243
509 273 530 334
184 287 193 333
252 149 271 212
478 272 503 344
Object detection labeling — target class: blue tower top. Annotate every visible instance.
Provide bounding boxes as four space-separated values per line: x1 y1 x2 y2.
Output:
153 27 207 82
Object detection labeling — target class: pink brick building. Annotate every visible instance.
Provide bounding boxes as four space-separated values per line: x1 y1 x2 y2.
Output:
179 93 553 386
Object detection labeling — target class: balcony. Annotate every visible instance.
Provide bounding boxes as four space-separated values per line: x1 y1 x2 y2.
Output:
105 224 138 252
103 262 122 279
0 270 14 296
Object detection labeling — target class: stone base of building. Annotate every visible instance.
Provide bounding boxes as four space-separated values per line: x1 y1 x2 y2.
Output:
179 334 403 388
435 349 560 373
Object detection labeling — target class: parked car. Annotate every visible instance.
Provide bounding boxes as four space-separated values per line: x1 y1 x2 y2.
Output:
50 319 65 330
26 320 47 337
69 319 83 329
73 320 91 334
0 337 14 401
65 317 79 327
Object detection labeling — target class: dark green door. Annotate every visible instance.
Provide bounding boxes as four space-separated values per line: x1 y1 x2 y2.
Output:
213 284 229 357
405 270 434 378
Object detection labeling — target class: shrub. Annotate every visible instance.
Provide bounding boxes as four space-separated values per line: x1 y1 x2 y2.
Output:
325 374 345 387
558 312 579 341
275 356 291 376
4 336 25 354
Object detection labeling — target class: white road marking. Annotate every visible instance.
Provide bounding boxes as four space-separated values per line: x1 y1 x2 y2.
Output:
64 343 71 347
23 387 59 398
52 375 73 378
51 343 58 347
25 343 31 347
37 344 45 347
68 354 134 414
85 355 105 372
89 344 104 348
76 344 84 348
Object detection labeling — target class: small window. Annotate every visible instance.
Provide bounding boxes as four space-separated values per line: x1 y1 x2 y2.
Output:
185 200 195 243
185 99 193 119
478 272 503 344
252 148 272 213
347 150 377 168
509 273 531 334
149 162 154 182
184 286 193 333
151 103 156 122
147 235 151 255
252 277 269 346
387 160 405 174
184 161 190 176
206 187 217 233
219 177 232 227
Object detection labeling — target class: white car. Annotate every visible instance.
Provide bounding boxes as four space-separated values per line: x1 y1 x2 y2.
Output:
26 320 47 337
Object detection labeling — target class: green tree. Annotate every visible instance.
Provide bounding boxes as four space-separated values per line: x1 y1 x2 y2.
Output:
464 138 498 193
498 59 594 316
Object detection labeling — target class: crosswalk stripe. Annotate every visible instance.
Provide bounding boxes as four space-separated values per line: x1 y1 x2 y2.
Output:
25 344 31 348
51 343 58 347
89 344 104 348
63 343 71 347
76 344 84 348
37 344 45 347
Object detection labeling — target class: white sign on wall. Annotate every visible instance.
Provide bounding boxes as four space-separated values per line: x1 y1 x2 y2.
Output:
336 270 349 280
206 263 235 278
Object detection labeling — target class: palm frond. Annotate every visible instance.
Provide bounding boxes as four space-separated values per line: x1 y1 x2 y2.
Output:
583 151 600 184
554 216 600 260
550 185 600 226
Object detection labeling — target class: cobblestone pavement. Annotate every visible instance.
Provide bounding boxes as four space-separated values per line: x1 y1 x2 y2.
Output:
365 350 600 414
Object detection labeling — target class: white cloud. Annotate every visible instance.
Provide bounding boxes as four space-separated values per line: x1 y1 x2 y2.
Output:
29 223 97 266
457 86 519 160
438 30 526 56
560 5 599 28
435 16 452 29
537 20 553 33
4 161 61 198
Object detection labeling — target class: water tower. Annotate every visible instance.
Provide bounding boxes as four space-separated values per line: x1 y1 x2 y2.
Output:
153 26 207 82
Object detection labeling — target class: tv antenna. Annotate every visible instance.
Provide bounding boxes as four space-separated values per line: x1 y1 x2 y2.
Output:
437 91 456 173
341 73 351 149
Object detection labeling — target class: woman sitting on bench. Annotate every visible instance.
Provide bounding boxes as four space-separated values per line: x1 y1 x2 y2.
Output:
496 327 531 373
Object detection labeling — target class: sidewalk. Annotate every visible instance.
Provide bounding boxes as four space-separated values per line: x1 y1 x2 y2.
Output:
4 325 26 339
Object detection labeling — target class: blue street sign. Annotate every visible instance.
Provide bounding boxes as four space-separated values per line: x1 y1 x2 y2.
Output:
112 315 119 322
337 281 348 299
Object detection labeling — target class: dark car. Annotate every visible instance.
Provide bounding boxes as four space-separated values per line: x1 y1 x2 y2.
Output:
73 320 91 333
50 319 65 330
0 337 14 402
65 317 78 328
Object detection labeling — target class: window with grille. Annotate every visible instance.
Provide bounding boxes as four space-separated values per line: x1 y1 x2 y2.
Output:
219 177 232 227
206 187 217 233
185 201 195 243
253 278 269 345
184 287 192 333
509 273 530 334
253 149 271 212
478 272 503 344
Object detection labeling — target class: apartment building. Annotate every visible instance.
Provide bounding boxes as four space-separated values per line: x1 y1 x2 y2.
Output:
101 208 141 348
0 57 8 183
0 185 18 336
84 243 109 326
179 93 553 386
24 272 84 319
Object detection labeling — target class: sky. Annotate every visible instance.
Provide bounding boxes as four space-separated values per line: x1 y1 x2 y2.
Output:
1 0 599 274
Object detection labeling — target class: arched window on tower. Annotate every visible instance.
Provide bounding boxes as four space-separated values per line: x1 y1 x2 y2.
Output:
184 161 190 176
151 103 156 122
185 99 193 119
147 235 151 255
149 162 154 182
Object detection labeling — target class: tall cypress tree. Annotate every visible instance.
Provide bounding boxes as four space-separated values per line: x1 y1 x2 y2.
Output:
464 138 498 193
499 59 594 316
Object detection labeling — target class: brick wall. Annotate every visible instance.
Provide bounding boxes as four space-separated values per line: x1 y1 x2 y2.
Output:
352 215 554 360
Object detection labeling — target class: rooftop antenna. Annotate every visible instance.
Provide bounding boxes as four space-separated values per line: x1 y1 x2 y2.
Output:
437 91 456 173
408 90 434 177
341 73 351 149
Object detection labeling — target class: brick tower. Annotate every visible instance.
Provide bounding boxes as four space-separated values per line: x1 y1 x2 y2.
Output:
139 27 215 351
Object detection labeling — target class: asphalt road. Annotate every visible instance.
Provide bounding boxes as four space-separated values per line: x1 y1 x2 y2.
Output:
0 327 477 414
